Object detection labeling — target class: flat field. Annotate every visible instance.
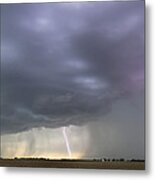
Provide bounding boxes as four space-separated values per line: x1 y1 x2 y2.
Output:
0 159 145 170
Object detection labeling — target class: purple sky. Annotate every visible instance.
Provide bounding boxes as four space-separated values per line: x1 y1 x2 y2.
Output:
1 1 144 159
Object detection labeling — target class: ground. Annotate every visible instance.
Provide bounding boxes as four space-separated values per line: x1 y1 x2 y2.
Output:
0 159 145 170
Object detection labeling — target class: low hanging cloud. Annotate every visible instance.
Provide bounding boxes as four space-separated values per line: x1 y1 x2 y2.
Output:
1 1 144 134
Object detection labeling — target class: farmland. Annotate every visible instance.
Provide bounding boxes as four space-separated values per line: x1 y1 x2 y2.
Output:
0 158 145 170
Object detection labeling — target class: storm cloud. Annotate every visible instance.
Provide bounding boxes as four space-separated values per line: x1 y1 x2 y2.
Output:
1 1 144 134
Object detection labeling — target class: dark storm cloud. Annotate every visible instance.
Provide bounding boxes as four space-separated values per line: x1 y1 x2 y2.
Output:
1 1 144 134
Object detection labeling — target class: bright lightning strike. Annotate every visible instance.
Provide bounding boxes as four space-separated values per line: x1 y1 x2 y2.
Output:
62 127 72 158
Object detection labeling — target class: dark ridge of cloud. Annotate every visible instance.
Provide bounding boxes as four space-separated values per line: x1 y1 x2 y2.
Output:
1 1 144 134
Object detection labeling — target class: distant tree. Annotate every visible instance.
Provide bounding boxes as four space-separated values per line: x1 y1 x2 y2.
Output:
131 159 136 162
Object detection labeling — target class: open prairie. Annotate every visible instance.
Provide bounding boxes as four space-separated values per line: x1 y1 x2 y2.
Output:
0 159 145 170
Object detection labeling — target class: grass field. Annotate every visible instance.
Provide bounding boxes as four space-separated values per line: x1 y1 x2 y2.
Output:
0 159 145 170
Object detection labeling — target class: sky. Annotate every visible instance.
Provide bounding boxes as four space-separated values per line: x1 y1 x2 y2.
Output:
0 1 144 160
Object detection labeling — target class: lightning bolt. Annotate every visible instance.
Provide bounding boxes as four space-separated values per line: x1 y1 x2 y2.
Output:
62 127 72 158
